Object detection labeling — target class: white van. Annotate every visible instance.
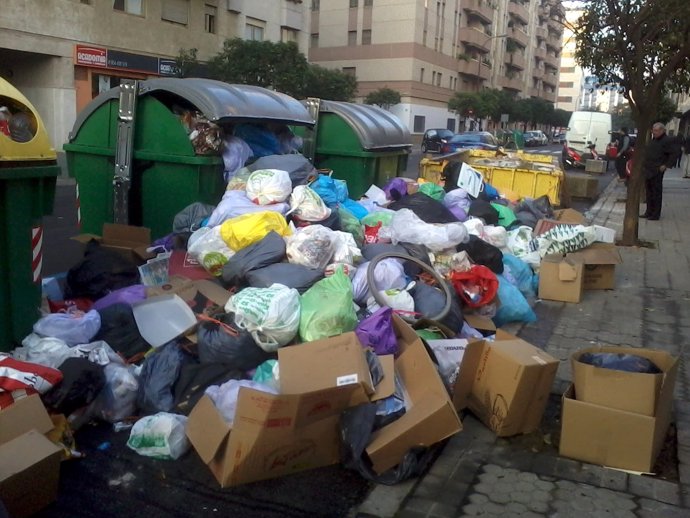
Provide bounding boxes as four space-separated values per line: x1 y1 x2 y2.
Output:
565 111 612 156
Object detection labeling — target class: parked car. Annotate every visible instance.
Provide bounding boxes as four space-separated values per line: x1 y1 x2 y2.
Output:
524 130 549 147
421 128 455 153
439 131 499 154
552 131 566 144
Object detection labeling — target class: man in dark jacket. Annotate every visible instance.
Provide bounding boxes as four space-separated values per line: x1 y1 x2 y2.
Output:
641 123 679 220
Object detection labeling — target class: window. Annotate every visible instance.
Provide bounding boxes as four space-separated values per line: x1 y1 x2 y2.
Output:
342 67 356 76
447 118 456 132
432 71 436 84
350 0 358 7
362 29 371 45
449 77 453 89
561 66 575 73
413 115 425 133
437 72 442 86
364 0 373 5
559 81 574 88
246 22 264 41
161 0 188 24
558 96 573 102
113 0 142 15
348 30 357 45
311 0 320 10
420 67 425 82
204 4 216 33
282 28 298 43
310 33 319 48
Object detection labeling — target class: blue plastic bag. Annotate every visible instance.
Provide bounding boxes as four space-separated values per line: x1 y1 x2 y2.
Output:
501 254 536 299
311 175 348 207
492 274 537 327
341 198 369 220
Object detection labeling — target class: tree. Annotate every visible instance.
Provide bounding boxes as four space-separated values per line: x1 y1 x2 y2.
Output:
448 92 481 119
573 0 690 245
302 65 357 101
364 87 401 110
551 108 572 128
208 39 309 98
174 48 199 78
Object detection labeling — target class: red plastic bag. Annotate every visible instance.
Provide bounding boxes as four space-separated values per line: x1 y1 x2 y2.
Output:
0 355 63 395
364 222 382 244
449 265 499 308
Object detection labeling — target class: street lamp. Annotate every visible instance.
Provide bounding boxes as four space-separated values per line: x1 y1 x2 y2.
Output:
476 33 508 91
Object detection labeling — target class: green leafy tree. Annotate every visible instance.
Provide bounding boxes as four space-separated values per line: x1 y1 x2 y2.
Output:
551 108 572 128
174 48 199 78
208 38 309 98
364 87 401 110
573 0 690 245
302 65 357 101
448 92 481 118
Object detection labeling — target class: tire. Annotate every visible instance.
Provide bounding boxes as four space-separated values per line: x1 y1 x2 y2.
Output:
367 252 452 324
421 142 427 153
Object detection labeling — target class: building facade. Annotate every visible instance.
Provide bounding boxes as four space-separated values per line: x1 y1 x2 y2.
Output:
308 0 563 136
0 0 309 148
555 6 583 112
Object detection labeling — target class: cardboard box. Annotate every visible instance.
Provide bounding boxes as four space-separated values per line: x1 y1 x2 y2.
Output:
453 334 559 437
538 254 584 303
559 382 675 473
585 159 607 173
278 332 376 405
365 315 462 473
566 243 622 290
571 346 677 416
593 225 616 244
565 174 598 199
0 395 61 518
553 208 586 224
72 223 153 263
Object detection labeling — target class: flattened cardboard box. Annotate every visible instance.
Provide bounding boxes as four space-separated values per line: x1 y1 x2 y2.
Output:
566 243 622 290
0 395 61 518
553 208 586 224
538 254 584 303
453 334 559 437
572 346 677 416
559 379 676 473
72 223 154 264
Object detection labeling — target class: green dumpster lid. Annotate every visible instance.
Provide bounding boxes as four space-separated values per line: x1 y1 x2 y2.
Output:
69 78 314 141
310 100 412 151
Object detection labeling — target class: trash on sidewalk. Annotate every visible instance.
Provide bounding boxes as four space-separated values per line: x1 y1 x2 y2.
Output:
538 255 585 303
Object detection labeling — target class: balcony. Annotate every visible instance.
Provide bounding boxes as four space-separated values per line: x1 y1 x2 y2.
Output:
528 87 540 98
508 1 529 24
281 2 304 30
542 72 558 88
463 0 495 25
545 53 560 69
507 26 529 48
548 18 562 33
535 25 547 41
458 58 491 80
500 75 523 92
458 27 493 51
534 46 546 59
532 67 544 80
506 52 526 70
543 90 556 103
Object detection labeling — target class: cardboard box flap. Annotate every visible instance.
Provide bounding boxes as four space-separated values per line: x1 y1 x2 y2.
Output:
0 430 61 478
554 208 586 224
464 315 496 334
186 395 232 464
70 233 101 245
0 395 55 445
102 223 151 245
366 394 461 473
371 355 396 402
452 339 486 410
558 260 580 281
568 243 622 265
292 386 366 427
493 340 558 368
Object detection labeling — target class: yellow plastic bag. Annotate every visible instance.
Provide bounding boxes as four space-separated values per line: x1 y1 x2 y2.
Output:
220 211 291 251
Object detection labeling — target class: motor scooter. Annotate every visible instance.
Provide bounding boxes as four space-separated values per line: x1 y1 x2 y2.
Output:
561 141 604 168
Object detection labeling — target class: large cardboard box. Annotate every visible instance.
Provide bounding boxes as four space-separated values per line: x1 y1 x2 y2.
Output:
72 223 153 263
559 382 675 473
0 395 61 518
566 243 622 290
365 315 462 473
572 346 678 416
538 254 584 303
585 159 607 174
453 334 559 437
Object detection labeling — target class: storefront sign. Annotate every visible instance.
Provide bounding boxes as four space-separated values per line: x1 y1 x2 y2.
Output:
158 59 179 77
75 45 107 68
74 45 177 76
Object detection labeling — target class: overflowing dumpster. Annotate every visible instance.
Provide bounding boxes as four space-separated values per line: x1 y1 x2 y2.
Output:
0 78 59 350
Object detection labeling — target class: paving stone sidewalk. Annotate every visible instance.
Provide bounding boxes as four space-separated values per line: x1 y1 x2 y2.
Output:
356 167 690 518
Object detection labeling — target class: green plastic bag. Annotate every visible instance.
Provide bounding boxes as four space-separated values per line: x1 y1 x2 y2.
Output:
252 359 279 391
419 182 445 201
361 211 393 228
490 202 518 229
338 207 365 247
299 267 358 342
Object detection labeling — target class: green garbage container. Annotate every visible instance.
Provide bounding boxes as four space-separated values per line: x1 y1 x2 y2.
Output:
300 99 412 199
0 78 59 351
64 78 314 239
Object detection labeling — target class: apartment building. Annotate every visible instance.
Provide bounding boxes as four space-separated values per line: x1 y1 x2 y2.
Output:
0 0 308 147
555 7 583 112
308 0 563 136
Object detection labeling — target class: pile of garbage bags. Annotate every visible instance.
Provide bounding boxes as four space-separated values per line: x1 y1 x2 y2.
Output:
2 158 607 485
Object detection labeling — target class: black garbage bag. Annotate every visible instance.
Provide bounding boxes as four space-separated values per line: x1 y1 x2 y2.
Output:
410 281 464 334
456 235 504 274
43 357 106 417
578 352 662 374
388 192 458 224
172 362 245 415
221 231 286 287
137 341 193 415
93 303 151 362
64 240 140 300
197 312 273 369
341 403 440 485
468 199 499 226
514 195 555 229
245 263 324 294
173 202 215 233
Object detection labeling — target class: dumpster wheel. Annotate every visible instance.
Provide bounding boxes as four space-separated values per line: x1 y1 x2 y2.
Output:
367 252 452 324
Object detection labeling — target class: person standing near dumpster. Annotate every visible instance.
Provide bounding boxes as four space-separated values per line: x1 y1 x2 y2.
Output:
641 122 680 220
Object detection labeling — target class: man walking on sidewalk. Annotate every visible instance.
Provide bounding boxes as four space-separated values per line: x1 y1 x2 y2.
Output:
641 122 681 220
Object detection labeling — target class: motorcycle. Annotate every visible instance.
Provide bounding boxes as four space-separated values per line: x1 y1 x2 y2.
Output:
562 141 604 169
